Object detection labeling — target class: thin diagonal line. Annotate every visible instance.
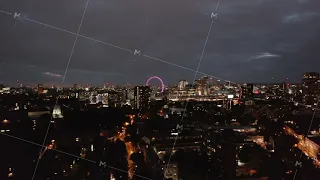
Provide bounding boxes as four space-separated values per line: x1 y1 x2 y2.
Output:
143 54 196 72
292 94 320 180
0 10 11 15
164 1 221 177
0 8 240 87
61 2 89 84
164 19 215 179
216 0 221 11
24 14 236 84
1 5 318 180
0 132 152 179
23 16 216 78
264 91 320 111
2 1 317 179
24 17 77 36
107 166 152 180
23 17 133 53
78 34 133 53
31 1 91 179
142 54 238 85
2 12 317 111
0 132 97 163
282 97 320 111
12 13 239 86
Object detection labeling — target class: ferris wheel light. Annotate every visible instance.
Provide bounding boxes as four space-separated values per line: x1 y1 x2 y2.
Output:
146 76 165 93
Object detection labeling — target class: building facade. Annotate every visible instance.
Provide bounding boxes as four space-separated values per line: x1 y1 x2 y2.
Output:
241 83 253 99
133 86 151 110
302 72 320 107
178 80 188 91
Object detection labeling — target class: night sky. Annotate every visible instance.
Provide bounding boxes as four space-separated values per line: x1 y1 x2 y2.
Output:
0 0 319 86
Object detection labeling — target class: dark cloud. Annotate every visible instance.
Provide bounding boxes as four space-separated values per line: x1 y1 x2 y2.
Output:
0 0 319 86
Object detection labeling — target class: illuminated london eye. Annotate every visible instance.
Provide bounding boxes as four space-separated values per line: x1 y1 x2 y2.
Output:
146 76 165 93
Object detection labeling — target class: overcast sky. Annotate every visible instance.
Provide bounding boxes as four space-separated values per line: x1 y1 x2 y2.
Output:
0 0 319 86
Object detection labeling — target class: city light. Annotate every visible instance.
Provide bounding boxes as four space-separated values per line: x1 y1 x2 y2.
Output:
2 119 9 124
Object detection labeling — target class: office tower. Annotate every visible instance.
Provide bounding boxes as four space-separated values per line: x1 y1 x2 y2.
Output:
123 89 129 100
73 83 78 90
241 83 253 99
302 72 320 106
196 76 209 95
101 93 109 105
178 80 188 90
37 83 44 95
134 86 151 110
278 82 290 97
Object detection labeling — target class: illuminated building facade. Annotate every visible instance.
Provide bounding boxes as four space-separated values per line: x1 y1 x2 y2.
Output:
89 93 109 106
284 125 320 166
164 164 178 180
37 83 44 95
52 105 63 119
302 72 320 107
241 83 253 99
195 76 209 95
121 89 129 101
133 86 151 110
178 80 188 91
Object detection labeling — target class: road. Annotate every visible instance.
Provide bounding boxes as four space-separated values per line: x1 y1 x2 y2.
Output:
284 126 320 167
114 114 137 179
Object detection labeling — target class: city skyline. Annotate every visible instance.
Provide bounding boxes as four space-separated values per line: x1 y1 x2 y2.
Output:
1 0 319 178
0 74 315 88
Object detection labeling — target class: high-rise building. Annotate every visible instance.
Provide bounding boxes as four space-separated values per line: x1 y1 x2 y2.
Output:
273 82 290 98
302 72 320 107
196 76 209 95
134 86 151 110
37 83 44 95
178 80 188 90
73 84 78 90
123 89 129 100
241 83 253 99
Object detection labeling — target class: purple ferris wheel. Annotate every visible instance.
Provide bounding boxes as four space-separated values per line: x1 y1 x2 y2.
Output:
145 76 165 93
